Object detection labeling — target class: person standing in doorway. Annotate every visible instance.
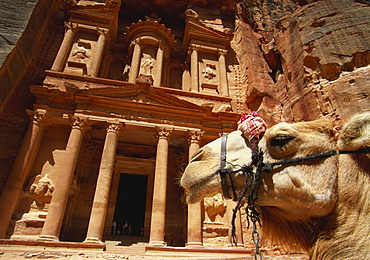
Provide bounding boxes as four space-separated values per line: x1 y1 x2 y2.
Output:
112 220 117 235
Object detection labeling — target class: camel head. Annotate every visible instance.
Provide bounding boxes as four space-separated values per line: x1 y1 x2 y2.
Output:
257 118 339 220
181 118 339 216
180 112 370 257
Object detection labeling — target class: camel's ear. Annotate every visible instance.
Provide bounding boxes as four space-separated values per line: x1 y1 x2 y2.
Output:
330 117 343 139
337 112 370 151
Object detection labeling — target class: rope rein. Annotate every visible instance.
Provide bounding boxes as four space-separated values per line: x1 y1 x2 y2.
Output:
260 147 370 173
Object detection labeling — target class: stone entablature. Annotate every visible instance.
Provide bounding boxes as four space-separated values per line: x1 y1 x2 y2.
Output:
39 70 236 118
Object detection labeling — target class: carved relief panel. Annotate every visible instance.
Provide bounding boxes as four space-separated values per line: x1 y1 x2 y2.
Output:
199 52 219 95
65 31 98 76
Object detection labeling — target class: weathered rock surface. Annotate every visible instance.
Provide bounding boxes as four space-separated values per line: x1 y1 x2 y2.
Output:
236 0 370 125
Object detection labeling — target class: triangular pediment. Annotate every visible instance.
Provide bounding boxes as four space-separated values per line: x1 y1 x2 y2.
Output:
183 9 232 50
79 85 205 111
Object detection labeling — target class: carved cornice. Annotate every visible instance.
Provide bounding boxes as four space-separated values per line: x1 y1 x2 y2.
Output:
68 0 121 30
125 20 176 52
183 8 232 52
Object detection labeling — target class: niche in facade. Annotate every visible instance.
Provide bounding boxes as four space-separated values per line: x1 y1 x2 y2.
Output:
125 17 176 87
65 31 98 76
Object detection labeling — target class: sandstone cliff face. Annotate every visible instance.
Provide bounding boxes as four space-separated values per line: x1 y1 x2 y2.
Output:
236 0 370 125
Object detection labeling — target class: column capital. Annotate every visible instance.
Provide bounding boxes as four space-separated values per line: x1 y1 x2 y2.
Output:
181 62 189 71
69 116 91 132
32 109 51 128
64 21 78 31
155 126 173 140
157 40 164 50
188 44 200 54
97 28 108 35
187 130 204 143
106 121 124 134
217 49 228 56
131 37 142 47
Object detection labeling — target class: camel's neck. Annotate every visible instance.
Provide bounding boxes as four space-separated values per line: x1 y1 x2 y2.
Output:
310 157 370 260
310 208 370 259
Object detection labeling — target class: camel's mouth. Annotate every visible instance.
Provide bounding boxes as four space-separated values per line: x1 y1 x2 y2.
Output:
182 170 220 204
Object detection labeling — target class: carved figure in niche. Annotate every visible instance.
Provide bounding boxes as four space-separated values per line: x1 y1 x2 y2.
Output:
27 174 55 209
71 41 91 62
204 194 226 222
202 64 216 80
140 55 155 76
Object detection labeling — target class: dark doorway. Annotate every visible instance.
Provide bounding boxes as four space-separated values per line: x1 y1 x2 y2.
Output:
114 173 148 236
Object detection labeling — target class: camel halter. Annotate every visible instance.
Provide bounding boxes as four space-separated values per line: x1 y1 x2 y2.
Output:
217 133 370 260
217 133 263 260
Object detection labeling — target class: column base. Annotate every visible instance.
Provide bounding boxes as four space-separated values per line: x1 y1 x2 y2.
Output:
37 235 59 242
83 237 104 244
186 242 204 248
149 240 166 247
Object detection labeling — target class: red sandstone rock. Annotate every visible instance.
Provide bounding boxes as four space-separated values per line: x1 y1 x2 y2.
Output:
236 0 370 124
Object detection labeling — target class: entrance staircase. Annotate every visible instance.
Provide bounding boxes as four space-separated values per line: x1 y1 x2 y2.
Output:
104 235 148 255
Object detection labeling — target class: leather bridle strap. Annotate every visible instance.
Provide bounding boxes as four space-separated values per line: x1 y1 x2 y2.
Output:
219 134 230 199
219 133 238 201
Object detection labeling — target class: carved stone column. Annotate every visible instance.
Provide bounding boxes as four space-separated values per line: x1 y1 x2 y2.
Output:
186 130 204 248
84 121 122 244
218 49 229 97
51 22 77 72
0 110 49 238
149 126 173 246
226 200 244 248
181 62 191 92
128 38 142 84
189 45 200 92
153 43 164 87
39 116 90 242
89 29 108 77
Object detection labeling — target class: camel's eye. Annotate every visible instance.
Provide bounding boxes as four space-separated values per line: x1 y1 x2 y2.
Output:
270 134 295 147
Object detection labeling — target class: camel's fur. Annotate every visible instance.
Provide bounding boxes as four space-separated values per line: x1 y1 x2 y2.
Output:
180 113 370 259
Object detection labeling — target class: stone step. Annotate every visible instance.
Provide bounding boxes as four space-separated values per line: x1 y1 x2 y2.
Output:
104 235 148 255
